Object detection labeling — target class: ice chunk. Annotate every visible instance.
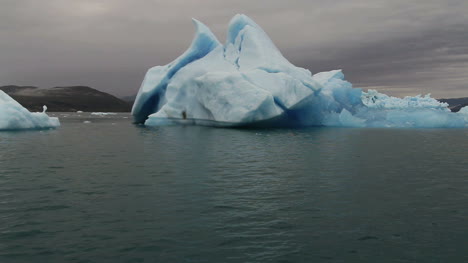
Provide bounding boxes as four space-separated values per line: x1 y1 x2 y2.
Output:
459 106 468 115
0 91 60 130
338 109 366 127
362 90 449 110
132 14 467 128
458 106 468 123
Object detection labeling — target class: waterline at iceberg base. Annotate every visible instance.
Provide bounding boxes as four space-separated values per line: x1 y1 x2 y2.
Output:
0 91 60 131
132 14 468 128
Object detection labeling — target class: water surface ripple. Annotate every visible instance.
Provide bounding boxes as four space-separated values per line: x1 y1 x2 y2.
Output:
0 113 467 262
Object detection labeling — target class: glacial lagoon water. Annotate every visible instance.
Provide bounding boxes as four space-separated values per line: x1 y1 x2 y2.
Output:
0 112 467 263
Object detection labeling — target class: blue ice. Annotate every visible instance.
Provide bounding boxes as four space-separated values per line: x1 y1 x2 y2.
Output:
132 15 468 128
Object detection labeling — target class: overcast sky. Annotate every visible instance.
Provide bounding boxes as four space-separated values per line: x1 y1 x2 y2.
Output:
1 0 467 98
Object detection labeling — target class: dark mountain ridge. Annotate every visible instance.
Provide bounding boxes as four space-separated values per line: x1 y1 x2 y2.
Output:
0 85 132 112
438 97 468 112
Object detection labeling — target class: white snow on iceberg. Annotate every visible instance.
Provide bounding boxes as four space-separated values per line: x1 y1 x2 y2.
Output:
0 91 60 130
132 15 467 128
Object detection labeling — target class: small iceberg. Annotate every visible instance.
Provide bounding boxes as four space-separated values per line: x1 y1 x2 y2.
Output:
132 14 467 128
0 91 60 130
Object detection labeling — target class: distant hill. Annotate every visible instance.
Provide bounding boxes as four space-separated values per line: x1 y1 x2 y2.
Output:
0 85 132 112
120 94 137 104
438 97 468 112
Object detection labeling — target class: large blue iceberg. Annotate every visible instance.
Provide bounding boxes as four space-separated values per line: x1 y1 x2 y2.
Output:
132 15 468 128
0 91 60 130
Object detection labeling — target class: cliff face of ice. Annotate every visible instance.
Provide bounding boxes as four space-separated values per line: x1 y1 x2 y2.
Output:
0 91 60 130
132 15 467 128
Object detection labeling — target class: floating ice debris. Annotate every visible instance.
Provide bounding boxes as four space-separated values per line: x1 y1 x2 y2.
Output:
132 14 467 128
91 112 117 116
76 111 83 113
0 91 60 130
83 121 91 124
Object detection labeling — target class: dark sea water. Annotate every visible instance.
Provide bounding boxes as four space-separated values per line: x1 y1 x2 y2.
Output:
0 113 467 263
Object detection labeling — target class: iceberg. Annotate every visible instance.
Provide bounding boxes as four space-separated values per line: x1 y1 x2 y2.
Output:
132 14 467 128
0 91 60 130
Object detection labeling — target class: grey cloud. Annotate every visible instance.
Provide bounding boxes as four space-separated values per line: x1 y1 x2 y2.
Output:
0 0 467 98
